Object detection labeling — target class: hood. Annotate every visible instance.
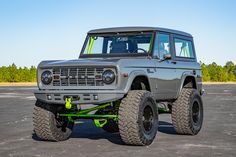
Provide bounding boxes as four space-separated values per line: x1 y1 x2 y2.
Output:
38 58 121 68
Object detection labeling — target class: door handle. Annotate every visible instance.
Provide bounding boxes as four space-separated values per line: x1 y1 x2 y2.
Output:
171 61 177 64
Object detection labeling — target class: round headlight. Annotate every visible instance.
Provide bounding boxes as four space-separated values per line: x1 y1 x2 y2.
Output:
41 70 52 85
102 70 115 84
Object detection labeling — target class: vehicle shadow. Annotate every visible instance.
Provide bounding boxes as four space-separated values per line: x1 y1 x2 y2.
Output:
69 120 124 145
71 120 177 144
158 121 176 135
32 120 176 144
31 119 124 145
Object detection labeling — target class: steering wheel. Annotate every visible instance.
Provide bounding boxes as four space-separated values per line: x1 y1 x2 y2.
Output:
132 48 148 53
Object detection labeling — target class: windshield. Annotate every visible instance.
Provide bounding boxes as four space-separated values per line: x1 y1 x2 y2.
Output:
81 33 153 56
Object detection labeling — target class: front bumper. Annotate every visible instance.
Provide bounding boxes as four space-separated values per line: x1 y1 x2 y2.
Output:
34 89 125 105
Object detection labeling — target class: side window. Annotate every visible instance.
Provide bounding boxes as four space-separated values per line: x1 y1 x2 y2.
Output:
174 38 194 58
153 33 170 59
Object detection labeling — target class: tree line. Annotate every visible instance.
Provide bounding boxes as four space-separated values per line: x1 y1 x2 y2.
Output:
0 62 236 82
0 63 36 82
201 61 236 82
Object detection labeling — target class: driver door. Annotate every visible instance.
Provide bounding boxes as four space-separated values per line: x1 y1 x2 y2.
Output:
153 32 178 100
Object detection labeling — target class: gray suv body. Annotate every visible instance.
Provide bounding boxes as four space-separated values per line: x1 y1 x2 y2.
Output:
33 27 204 145
35 27 203 104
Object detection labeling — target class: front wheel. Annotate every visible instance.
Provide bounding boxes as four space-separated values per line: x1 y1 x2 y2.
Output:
118 90 158 145
171 88 203 135
33 100 74 141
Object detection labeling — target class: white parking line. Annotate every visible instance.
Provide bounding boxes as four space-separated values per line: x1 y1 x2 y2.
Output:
207 93 232 95
0 95 20 98
0 93 18 95
25 96 36 100
0 93 34 99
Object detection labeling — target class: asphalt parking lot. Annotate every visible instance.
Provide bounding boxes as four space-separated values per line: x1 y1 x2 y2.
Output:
0 85 235 157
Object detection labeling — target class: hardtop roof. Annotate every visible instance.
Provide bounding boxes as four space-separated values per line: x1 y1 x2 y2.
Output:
88 26 192 37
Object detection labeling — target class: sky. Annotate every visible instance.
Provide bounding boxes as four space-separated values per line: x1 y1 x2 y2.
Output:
0 0 235 67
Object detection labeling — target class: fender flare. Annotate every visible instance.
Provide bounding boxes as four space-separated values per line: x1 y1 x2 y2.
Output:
176 72 197 98
123 70 151 93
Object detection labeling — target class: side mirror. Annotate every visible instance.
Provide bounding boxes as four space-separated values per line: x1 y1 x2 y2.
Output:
164 54 172 60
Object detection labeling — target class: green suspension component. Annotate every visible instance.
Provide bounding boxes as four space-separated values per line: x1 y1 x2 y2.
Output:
94 119 107 127
60 113 118 119
60 102 118 125
158 107 170 113
157 103 171 113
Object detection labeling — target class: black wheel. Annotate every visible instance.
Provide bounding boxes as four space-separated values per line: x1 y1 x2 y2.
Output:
118 90 158 145
171 88 203 135
33 100 74 141
95 109 119 133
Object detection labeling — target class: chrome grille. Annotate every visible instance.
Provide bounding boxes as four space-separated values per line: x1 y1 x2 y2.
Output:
52 67 104 86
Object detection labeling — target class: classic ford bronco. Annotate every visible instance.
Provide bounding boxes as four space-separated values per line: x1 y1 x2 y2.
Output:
33 27 204 145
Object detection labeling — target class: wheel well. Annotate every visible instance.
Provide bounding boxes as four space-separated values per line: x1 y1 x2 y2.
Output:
183 76 197 89
131 76 151 91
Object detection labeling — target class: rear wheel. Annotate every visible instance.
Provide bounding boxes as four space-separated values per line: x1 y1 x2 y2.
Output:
118 90 158 145
171 88 203 135
33 100 74 141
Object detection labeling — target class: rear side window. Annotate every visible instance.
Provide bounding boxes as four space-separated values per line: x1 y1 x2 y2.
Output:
174 38 194 58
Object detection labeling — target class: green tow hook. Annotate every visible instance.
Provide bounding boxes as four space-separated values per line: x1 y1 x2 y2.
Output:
65 98 72 110
65 98 74 122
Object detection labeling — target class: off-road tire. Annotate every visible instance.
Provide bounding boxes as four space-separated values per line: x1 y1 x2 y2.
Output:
33 100 74 141
118 90 158 145
171 88 203 135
